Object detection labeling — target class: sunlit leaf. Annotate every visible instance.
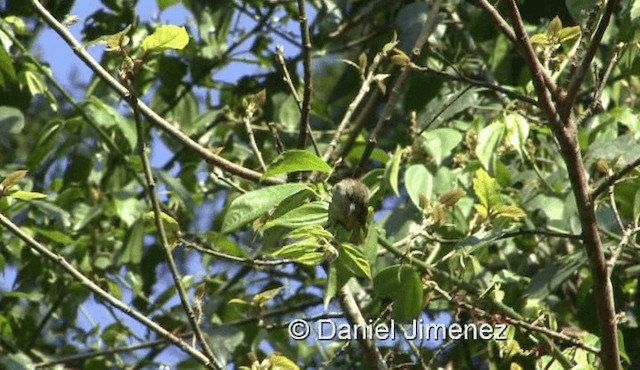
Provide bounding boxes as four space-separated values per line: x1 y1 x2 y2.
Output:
142 25 189 52
222 184 311 233
262 150 332 179
373 265 423 322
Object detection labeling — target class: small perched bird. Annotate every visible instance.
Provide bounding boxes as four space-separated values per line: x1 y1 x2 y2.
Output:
328 178 370 244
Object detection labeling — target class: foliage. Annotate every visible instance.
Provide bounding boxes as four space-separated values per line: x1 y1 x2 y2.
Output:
0 0 639 369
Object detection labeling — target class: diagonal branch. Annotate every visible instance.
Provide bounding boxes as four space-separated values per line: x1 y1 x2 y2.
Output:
561 0 620 122
0 212 218 369
502 1 621 368
471 0 561 102
592 155 640 199
30 0 281 185
125 72 223 369
502 0 562 131
356 0 442 175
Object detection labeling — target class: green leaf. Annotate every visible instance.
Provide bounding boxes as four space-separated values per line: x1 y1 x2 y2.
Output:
222 184 311 233
373 265 423 322
278 94 301 132
337 242 371 279
7 191 47 200
421 128 462 164
633 0 640 21
32 226 74 244
24 70 57 111
120 219 144 265
262 150 332 179
85 25 132 51
157 0 181 10
387 146 402 196
268 353 300 370
493 204 525 219
253 286 283 306
473 168 501 211
475 121 504 171
0 106 25 135
206 232 248 258
347 143 390 163
263 201 328 230
85 96 136 151
1 170 28 193
143 211 180 242
271 240 325 265
503 113 529 155
142 25 190 52
524 251 586 299
558 26 581 43
547 16 562 37
405 164 433 210
530 33 548 46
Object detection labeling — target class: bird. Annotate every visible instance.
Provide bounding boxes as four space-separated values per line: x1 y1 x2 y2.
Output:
328 178 370 244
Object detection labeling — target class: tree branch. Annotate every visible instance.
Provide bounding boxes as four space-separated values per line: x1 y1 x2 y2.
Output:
0 212 217 369
125 71 223 369
502 1 621 368
356 0 443 175
561 0 620 122
592 155 640 199
30 0 280 185
296 0 313 149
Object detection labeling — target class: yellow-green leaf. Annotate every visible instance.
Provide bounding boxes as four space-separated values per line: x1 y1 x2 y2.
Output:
473 169 501 210
1 170 28 192
558 26 581 43
253 286 283 306
547 16 562 37
142 25 189 52
494 205 526 219
268 353 300 370
8 190 47 200
262 150 332 179
530 33 548 46
85 25 131 51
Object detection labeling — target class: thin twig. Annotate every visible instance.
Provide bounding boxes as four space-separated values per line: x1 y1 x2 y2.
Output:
577 42 625 125
275 46 320 155
562 0 620 122
355 0 443 176
592 155 640 199
296 0 313 149
471 0 560 101
323 46 393 163
243 101 268 171
124 67 223 369
181 239 295 266
337 285 389 370
33 337 174 368
608 226 640 277
29 0 280 184
410 64 538 107
0 212 215 368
